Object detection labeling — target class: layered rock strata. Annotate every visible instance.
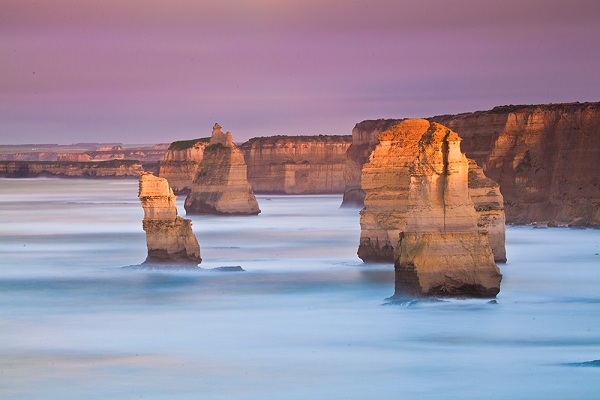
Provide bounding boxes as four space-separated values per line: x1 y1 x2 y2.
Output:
359 119 502 297
341 119 401 207
158 138 210 193
184 124 260 215
430 102 600 227
0 160 144 178
358 127 506 263
139 172 201 265
343 102 600 227
240 135 351 194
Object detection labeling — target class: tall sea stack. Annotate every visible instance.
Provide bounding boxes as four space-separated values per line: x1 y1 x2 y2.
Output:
139 172 201 265
184 124 260 215
359 119 502 297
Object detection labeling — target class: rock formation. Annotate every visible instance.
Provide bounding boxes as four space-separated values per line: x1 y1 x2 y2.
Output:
359 119 502 297
184 124 260 215
139 172 201 265
467 160 506 262
240 135 351 194
357 124 506 263
430 102 600 227
343 102 600 227
341 119 402 207
158 138 210 193
0 160 145 178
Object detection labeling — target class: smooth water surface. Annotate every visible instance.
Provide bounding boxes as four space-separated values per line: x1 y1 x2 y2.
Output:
1 178 599 399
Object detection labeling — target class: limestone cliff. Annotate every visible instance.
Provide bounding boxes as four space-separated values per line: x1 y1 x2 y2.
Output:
341 119 402 207
344 102 600 227
184 124 260 215
430 102 600 227
158 138 210 193
240 135 351 194
0 160 144 178
139 172 201 265
358 121 506 263
358 119 502 297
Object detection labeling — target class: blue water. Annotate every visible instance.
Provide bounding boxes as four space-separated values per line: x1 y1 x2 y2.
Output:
1 178 599 399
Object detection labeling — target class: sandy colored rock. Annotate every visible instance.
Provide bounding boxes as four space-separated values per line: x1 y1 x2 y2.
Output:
240 135 351 194
158 138 210 193
394 232 501 297
358 119 501 297
430 102 600 227
468 160 506 262
344 102 600 227
139 172 201 264
184 124 260 215
0 160 144 178
341 119 402 207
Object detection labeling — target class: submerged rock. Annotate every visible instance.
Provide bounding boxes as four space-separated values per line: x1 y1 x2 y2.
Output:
139 172 201 265
184 124 260 215
359 119 502 297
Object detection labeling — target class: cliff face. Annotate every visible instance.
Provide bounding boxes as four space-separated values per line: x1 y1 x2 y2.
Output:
240 135 351 194
358 119 502 297
344 102 600 227
158 138 210 193
430 102 600 227
341 119 402 207
139 172 201 265
358 123 506 263
184 124 260 215
0 160 144 178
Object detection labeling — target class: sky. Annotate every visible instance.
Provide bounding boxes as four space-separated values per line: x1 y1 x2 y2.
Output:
1 0 599 144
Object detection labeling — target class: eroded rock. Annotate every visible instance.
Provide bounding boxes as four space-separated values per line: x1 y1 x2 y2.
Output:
139 172 201 265
358 119 502 297
184 124 260 215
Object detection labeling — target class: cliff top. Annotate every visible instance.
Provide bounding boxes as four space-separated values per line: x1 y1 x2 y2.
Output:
242 134 352 146
167 137 211 151
431 101 600 120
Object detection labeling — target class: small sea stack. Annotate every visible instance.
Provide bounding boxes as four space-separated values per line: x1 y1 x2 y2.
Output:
184 124 260 215
139 172 201 265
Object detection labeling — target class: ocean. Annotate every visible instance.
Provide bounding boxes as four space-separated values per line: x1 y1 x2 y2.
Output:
1 178 599 399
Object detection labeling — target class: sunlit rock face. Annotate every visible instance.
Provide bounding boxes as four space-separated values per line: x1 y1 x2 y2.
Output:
343 102 600 227
184 124 260 215
158 138 210 194
240 135 351 194
139 172 201 265
341 119 402 207
358 119 502 297
431 102 600 227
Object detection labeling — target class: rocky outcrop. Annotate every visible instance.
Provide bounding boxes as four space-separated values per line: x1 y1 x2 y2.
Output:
344 102 600 227
158 138 210 193
358 122 506 263
184 124 260 215
139 172 201 265
468 160 506 262
341 119 402 207
430 102 600 227
358 119 501 297
0 160 144 178
240 135 351 194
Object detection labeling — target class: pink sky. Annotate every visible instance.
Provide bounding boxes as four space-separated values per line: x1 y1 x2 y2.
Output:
1 0 599 144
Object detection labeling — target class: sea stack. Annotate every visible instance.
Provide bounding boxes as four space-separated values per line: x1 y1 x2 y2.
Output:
359 119 502 297
139 172 201 265
184 124 260 215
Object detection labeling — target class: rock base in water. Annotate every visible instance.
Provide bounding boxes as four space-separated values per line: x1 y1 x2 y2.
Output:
394 232 502 298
